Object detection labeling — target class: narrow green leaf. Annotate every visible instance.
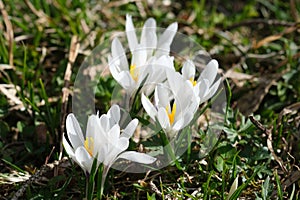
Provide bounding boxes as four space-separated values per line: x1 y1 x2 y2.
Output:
261 176 270 200
1 159 25 173
274 170 283 200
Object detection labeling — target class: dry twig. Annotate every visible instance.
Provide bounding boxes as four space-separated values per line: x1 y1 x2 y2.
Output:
253 24 299 49
59 36 80 160
24 0 49 25
249 116 287 173
11 157 69 200
0 0 14 67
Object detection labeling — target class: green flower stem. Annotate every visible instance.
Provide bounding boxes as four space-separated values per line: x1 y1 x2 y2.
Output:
99 165 110 200
96 164 104 200
86 158 98 200
85 177 89 200
86 173 95 200
159 130 182 170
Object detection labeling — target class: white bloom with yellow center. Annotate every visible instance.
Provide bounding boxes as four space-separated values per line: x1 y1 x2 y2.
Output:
63 105 156 174
141 70 199 138
109 14 177 94
181 59 221 104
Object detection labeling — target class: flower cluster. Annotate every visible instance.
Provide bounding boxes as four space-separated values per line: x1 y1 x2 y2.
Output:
108 14 221 139
63 105 156 174
63 14 221 198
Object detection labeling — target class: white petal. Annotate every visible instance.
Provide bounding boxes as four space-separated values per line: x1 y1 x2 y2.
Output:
132 46 147 68
155 84 170 108
75 146 93 173
142 56 175 95
121 118 138 138
66 113 84 150
117 151 156 164
202 78 221 102
97 149 105 164
105 137 129 166
99 114 110 133
190 97 200 114
108 104 120 126
166 69 183 96
86 114 105 156
126 14 138 52
141 18 157 58
157 107 170 129
111 37 128 71
62 136 75 158
173 113 193 131
199 59 218 86
109 62 121 79
198 79 210 103
93 130 107 163
155 55 174 70
86 114 99 140
155 43 170 58
116 71 136 90
117 137 130 152
193 82 201 97
156 22 178 57
182 60 195 80
108 124 121 146
141 93 157 121
172 81 194 115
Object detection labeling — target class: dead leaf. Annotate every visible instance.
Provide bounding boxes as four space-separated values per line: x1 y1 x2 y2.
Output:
253 25 298 49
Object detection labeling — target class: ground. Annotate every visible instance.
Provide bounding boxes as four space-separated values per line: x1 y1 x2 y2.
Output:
0 0 299 199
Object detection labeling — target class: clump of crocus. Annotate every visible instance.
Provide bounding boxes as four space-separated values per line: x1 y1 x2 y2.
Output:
63 105 156 198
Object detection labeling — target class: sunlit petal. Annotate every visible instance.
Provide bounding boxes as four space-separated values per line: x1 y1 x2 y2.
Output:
117 151 157 164
111 37 128 71
108 104 120 126
121 118 139 138
156 22 178 57
66 113 84 149
202 78 221 103
86 115 99 140
75 146 93 173
62 136 75 158
131 46 147 69
142 93 157 121
105 137 129 166
157 107 170 129
108 124 121 145
141 18 157 58
182 60 195 80
155 84 170 108
198 59 218 86
126 14 138 52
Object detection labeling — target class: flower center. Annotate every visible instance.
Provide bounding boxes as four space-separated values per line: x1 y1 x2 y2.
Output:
130 64 139 82
84 137 94 156
166 103 177 125
189 77 197 86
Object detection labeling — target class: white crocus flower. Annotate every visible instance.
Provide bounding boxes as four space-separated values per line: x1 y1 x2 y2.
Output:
109 37 175 94
181 59 221 104
141 71 199 138
63 105 156 175
109 15 177 95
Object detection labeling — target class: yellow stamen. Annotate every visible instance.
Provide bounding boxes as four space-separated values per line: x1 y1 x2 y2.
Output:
166 103 177 125
130 64 138 82
84 137 94 156
189 77 197 86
